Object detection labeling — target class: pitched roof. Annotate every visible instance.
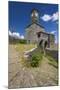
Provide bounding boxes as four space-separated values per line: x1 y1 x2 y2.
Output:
37 31 54 36
26 22 44 29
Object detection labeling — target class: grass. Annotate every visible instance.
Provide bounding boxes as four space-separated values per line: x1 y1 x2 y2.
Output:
9 44 58 87
10 43 58 68
14 43 37 52
13 43 44 68
45 55 58 68
12 43 37 67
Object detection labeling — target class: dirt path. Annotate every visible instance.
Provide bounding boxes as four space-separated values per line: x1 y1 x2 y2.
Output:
8 45 58 89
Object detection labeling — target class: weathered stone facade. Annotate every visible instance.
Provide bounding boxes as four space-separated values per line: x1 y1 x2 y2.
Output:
37 32 55 48
25 9 55 48
25 23 45 44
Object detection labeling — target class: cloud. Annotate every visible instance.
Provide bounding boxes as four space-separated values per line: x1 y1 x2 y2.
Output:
20 35 24 39
12 32 20 38
41 14 51 21
9 30 12 36
41 11 58 22
9 30 24 39
52 12 58 21
50 31 56 34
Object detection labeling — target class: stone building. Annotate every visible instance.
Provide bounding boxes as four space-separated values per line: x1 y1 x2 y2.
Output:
25 9 55 48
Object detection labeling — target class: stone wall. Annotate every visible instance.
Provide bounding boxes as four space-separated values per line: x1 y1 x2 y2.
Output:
49 34 55 48
46 48 58 61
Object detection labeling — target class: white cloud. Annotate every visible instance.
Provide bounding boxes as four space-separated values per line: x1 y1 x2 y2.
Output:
52 12 58 21
12 32 20 38
41 11 58 22
9 30 12 36
41 14 51 21
9 30 24 39
50 31 56 34
20 35 24 39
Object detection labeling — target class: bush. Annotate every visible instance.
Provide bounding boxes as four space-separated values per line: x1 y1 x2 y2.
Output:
19 39 27 44
31 53 43 67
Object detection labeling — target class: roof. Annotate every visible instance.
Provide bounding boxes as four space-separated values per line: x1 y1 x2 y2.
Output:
37 31 49 35
26 22 44 29
37 31 54 36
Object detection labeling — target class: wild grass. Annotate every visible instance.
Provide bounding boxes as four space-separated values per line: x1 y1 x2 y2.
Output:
45 55 58 68
15 43 37 52
12 43 37 67
9 44 58 87
11 44 58 68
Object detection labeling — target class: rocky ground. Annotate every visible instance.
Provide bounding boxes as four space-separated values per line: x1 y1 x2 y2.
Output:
8 44 58 89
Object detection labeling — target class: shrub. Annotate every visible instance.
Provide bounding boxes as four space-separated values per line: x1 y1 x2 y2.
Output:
19 39 27 44
31 53 43 67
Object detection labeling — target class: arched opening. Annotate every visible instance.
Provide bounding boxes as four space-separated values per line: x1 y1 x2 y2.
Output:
39 40 43 47
38 40 43 52
44 41 48 49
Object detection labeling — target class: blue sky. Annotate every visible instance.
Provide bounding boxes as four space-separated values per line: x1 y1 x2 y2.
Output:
9 1 58 43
